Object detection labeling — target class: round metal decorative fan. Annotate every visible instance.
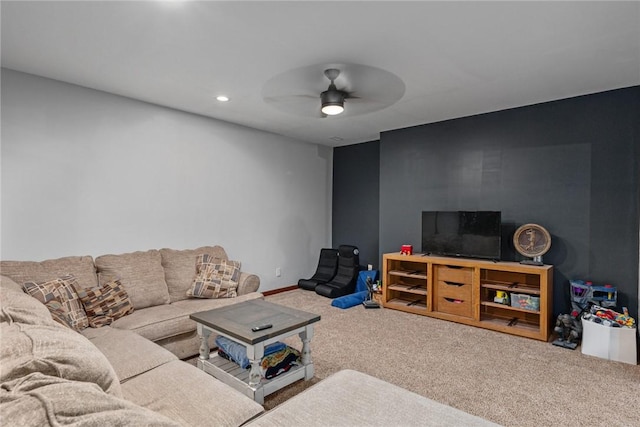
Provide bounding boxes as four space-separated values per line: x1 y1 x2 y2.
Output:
513 223 551 265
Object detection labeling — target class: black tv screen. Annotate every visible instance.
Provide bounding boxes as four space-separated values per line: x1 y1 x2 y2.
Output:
421 211 501 260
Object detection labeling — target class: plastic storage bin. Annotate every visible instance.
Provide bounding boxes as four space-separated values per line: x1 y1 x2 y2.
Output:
581 318 637 365
510 293 540 311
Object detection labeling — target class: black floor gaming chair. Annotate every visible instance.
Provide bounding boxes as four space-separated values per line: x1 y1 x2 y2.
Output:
298 248 339 291
315 245 360 299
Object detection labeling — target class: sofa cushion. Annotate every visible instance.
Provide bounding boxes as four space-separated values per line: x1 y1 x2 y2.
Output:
76 278 134 328
247 369 500 427
22 274 89 331
171 291 264 314
154 332 203 360
186 254 240 299
0 372 180 427
141 293 262 358
110 303 194 342
0 255 98 290
121 360 263 427
0 274 27 294
0 276 59 327
0 321 122 397
95 249 170 310
110 293 263 349
160 246 229 302
81 326 177 382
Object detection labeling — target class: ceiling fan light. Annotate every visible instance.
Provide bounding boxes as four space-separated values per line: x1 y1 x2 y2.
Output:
321 88 345 115
321 103 344 115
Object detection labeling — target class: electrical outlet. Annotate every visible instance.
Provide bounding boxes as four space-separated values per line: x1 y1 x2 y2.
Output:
275 267 281 277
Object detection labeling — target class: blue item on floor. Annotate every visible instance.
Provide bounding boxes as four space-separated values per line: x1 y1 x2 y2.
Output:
331 290 369 309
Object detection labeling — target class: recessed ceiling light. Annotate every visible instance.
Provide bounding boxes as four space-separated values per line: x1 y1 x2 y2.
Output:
216 95 230 102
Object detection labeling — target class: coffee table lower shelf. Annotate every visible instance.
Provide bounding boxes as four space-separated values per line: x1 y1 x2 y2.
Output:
198 354 309 404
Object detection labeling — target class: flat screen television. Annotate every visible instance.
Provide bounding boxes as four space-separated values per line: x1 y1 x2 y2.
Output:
421 211 501 260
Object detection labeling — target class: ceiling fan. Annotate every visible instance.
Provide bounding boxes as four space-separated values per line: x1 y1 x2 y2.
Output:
262 63 405 119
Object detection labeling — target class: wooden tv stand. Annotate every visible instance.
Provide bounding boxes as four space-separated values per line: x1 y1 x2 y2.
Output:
382 253 553 341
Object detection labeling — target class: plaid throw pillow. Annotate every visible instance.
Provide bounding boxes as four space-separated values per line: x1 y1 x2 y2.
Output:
23 274 89 331
76 279 134 328
187 254 240 299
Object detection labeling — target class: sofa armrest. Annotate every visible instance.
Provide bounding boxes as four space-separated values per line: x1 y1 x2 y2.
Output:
0 274 23 293
237 272 260 295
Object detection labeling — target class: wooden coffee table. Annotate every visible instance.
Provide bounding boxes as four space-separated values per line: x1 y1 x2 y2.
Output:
190 299 321 404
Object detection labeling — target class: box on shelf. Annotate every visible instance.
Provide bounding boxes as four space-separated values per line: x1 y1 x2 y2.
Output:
510 293 540 311
581 318 637 365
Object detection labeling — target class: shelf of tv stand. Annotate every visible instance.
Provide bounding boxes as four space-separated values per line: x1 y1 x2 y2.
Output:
387 283 428 295
480 280 541 295
479 315 541 334
388 269 428 280
385 296 428 313
480 301 540 314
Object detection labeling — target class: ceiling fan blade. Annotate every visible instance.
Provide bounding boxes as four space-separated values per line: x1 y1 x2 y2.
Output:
344 96 387 105
264 94 317 103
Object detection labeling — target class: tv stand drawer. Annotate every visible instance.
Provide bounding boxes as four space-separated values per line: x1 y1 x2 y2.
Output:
435 296 472 318
434 265 472 284
436 280 471 300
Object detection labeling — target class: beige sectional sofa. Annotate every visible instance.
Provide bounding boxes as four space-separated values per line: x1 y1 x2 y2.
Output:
1 273 266 426
1 246 499 426
0 246 262 359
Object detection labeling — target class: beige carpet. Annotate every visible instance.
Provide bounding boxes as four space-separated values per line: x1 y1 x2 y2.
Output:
261 289 640 427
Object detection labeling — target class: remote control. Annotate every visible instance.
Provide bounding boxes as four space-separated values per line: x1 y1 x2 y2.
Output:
251 324 273 332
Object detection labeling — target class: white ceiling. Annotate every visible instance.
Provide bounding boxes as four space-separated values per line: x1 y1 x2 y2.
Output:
2 1 639 147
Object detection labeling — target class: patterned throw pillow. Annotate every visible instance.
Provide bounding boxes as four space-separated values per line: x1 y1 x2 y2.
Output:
23 274 89 331
76 279 134 328
46 300 74 329
186 254 240 299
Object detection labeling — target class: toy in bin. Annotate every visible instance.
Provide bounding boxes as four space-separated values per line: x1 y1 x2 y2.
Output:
583 305 636 328
400 245 413 255
493 291 509 305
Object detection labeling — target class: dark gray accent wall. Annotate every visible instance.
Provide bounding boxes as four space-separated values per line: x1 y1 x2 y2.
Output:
333 86 639 319
332 140 380 269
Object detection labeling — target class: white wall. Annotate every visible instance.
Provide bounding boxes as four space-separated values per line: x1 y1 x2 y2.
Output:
0 69 333 291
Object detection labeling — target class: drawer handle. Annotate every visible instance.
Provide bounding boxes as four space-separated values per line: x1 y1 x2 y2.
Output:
444 265 464 269
444 281 464 287
444 297 464 304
